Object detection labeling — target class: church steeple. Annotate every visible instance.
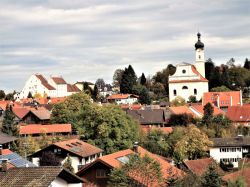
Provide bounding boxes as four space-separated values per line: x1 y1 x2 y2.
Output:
194 32 205 77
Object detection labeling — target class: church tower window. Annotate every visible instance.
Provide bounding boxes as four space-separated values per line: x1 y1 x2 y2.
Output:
174 90 177 96
182 86 188 90
194 89 197 95
182 69 186 74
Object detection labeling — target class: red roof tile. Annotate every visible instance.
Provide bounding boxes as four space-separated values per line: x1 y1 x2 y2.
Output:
121 104 142 110
141 126 173 134
35 74 55 90
0 149 13 155
203 91 242 107
107 94 139 100
223 168 250 186
51 77 67 84
170 106 196 117
190 104 225 116
19 124 72 135
67 84 80 92
184 158 214 176
12 107 30 119
226 106 250 122
54 139 103 158
169 65 208 83
29 107 50 120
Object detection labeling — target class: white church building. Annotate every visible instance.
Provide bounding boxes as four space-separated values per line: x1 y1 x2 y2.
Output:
169 33 209 102
17 74 80 99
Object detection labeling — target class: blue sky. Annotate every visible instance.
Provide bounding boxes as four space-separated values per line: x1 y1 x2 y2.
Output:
0 0 249 92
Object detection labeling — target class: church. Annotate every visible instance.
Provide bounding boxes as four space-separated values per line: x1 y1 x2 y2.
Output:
169 33 209 102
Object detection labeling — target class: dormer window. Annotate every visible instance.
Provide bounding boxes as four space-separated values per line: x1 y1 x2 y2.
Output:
182 69 186 74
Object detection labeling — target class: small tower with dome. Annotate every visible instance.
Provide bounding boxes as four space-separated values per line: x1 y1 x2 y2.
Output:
194 32 205 78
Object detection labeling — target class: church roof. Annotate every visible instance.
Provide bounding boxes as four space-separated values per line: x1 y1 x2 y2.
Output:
169 65 208 83
195 32 204 50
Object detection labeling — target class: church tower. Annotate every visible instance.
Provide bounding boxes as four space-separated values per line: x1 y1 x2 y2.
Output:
194 32 205 78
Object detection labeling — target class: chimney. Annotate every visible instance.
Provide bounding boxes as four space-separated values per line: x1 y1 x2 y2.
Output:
1 159 8 172
133 142 139 153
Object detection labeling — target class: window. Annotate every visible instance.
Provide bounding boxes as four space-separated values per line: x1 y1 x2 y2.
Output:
182 86 188 90
182 69 186 74
199 55 201 59
173 90 177 96
96 169 108 178
194 89 197 95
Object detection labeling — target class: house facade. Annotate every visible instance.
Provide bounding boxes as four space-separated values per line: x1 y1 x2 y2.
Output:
169 33 208 102
209 136 250 168
107 94 138 104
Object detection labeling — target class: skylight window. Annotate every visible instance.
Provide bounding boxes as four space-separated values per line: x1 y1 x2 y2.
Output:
117 155 130 164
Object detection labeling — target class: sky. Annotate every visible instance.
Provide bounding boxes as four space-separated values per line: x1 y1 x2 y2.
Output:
0 0 249 92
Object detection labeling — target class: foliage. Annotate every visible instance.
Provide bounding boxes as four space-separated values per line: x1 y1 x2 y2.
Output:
205 58 215 82
227 177 246 187
133 85 151 105
92 84 99 101
120 65 137 94
243 58 250 70
33 93 42 99
173 125 212 163
95 78 105 89
211 86 231 92
113 69 124 88
5 92 14 101
140 73 146 85
169 172 201 187
202 102 214 125
39 151 61 166
108 154 164 187
2 105 18 136
17 136 40 158
51 92 139 154
168 114 195 126
170 96 186 106
201 164 222 187
142 129 169 157
188 95 197 103
0 90 6 100
63 155 74 172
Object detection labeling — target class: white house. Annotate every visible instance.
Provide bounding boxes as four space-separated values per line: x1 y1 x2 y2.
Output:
107 94 139 104
169 33 209 102
30 139 103 173
209 136 250 168
17 74 80 99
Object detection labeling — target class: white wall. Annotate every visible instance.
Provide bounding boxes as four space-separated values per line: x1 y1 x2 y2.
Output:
115 97 138 105
50 177 82 187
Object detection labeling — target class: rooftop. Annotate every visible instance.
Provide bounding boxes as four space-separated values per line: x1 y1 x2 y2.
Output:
211 136 250 147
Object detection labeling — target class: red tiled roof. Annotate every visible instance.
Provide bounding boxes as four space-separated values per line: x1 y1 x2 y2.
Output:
169 65 208 83
19 124 72 135
184 158 214 176
29 107 50 120
121 104 142 110
78 146 184 184
190 104 225 116
0 101 12 111
54 139 103 158
0 149 13 155
223 168 250 186
107 94 139 100
12 107 30 119
203 91 242 107
67 84 80 92
141 126 173 134
226 106 250 122
35 74 55 90
51 77 67 84
170 106 196 117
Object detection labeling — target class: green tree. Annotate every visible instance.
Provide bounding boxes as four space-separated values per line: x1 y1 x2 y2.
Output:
205 58 215 80
174 125 212 163
63 155 74 173
120 65 137 94
0 90 5 100
108 154 164 187
140 73 146 85
243 58 250 70
211 86 231 92
227 177 246 187
113 69 124 88
27 91 33 98
92 84 99 101
188 95 197 103
168 114 195 126
5 92 14 101
209 67 222 90
201 164 222 187
138 86 151 105
202 102 214 125
2 105 18 136
95 78 105 89
39 151 61 166
170 96 186 106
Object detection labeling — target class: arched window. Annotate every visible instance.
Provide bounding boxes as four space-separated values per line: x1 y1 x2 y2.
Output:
182 86 188 90
182 69 186 74
173 90 177 96
194 89 197 95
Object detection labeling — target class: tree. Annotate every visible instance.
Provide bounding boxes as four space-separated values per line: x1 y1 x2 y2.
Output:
168 114 195 126
211 86 231 92
205 58 215 80
95 78 105 89
227 177 246 187
140 73 146 85
33 93 42 99
174 125 213 163
39 151 61 166
108 154 164 187
113 69 124 87
27 91 33 98
63 155 74 172
243 58 250 70
170 96 186 106
120 65 137 94
201 164 222 187
226 58 235 68
2 105 18 136
5 92 14 101
209 67 222 90
202 102 214 125
188 95 197 103
17 136 40 158
0 90 5 100
92 84 99 101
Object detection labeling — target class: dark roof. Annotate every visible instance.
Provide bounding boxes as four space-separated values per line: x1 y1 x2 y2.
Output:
51 77 67 84
0 132 17 145
195 32 204 50
211 136 250 147
0 166 84 187
184 158 215 176
127 109 165 125
35 74 55 90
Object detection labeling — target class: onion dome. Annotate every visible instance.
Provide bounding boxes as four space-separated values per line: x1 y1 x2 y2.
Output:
195 32 204 50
